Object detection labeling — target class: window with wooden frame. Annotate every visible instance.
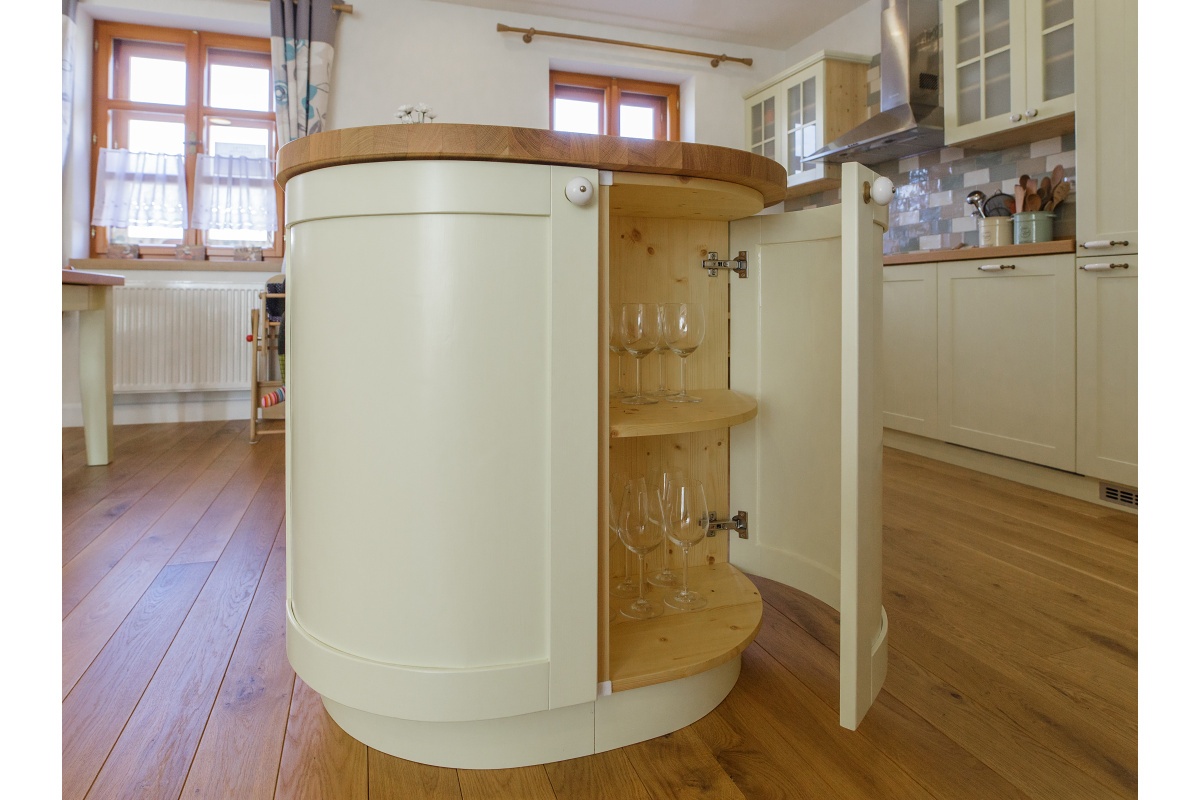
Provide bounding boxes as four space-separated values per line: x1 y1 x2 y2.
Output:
90 21 282 259
550 71 680 141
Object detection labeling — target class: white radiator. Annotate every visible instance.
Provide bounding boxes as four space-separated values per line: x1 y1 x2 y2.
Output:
113 282 258 392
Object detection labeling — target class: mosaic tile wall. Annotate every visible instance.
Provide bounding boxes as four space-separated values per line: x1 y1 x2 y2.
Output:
783 56 1078 255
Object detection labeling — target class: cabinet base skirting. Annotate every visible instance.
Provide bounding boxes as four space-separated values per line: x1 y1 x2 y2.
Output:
318 657 741 769
883 430 1136 514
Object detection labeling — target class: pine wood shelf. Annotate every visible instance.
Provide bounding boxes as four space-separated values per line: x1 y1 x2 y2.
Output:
609 389 757 438
608 562 763 692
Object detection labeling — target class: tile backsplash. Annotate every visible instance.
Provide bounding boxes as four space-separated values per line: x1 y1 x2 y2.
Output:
783 56 1077 255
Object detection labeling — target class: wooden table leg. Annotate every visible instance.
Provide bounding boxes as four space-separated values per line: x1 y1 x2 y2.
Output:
76 285 115 466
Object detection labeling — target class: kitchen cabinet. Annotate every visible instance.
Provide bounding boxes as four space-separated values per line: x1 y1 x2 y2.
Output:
943 0 1075 147
937 253 1076 470
1076 257 1137 486
276 125 889 768
882 264 939 437
1074 0 1137 255
744 51 870 197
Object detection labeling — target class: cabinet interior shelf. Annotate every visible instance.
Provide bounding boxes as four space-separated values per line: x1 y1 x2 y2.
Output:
609 389 758 438
608 562 763 692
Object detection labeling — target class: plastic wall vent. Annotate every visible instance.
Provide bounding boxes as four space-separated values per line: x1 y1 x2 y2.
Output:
1099 482 1138 509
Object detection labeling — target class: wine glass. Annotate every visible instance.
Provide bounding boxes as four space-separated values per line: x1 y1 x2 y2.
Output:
652 304 672 396
610 477 638 598
608 307 628 398
616 477 665 619
648 469 683 588
619 303 660 405
664 478 709 612
663 302 706 403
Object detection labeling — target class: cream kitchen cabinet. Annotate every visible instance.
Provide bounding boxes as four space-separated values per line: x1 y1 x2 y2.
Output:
1074 0 1137 256
882 264 939 437
744 51 870 197
943 0 1076 146
1076 257 1137 487
277 124 890 769
937 253 1076 470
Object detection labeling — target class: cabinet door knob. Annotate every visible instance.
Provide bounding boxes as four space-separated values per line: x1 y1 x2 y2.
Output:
1009 113 1022 123
1025 108 1039 118
565 176 595 206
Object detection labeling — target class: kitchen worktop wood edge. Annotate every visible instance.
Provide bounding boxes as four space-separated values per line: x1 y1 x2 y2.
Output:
276 123 788 206
883 239 1076 265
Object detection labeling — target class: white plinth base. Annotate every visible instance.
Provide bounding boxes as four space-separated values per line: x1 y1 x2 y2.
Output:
320 657 742 770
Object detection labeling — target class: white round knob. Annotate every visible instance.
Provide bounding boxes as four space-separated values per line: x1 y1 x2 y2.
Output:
1025 108 1038 118
565 177 595 206
870 176 895 206
1010 113 1022 123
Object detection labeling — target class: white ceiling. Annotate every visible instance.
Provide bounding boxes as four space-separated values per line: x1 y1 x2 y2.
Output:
426 0 873 51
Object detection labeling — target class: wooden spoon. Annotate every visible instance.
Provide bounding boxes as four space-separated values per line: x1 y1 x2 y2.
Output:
1039 176 1052 204
1025 188 1041 212
1045 180 1070 212
1014 183 1025 213
1051 164 1064 190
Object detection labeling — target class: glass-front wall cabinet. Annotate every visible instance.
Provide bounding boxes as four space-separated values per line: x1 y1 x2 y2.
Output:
944 0 1074 145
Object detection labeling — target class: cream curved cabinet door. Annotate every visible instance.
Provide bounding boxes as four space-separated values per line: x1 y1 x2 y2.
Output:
882 264 939 437
1076 257 1137 486
943 0 1075 146
936 254 1075 470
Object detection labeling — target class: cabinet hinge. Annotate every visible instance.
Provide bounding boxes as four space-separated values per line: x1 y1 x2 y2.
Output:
94 39 99 52
703 251 748 279
707 510 749 539
91 133 97 145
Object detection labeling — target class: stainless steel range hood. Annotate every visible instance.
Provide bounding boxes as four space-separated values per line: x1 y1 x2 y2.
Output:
805 0 943 165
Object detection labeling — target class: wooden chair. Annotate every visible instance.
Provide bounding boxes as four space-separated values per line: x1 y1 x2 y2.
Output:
248 274 285 443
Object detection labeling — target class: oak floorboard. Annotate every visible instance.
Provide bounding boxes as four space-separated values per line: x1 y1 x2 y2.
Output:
61 421 229 562
61 422 186 499
61 562 213 800
274 680 368 800
83 468 285 799
691 689 839 799
622 727 746 800
61 421 156 479
179 521 294 799
169 434 283 565
62 421 221 531
368 750 463 799
543 748 651 800
458 765 557 800
62 420 249 617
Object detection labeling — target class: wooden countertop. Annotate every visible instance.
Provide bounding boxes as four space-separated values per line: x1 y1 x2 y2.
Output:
883 239 1076 265
276 123 788 207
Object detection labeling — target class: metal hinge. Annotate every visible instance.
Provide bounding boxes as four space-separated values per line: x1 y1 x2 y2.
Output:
92 133 97 145
703 250 747 279
94 39 99 51
707 510 749 539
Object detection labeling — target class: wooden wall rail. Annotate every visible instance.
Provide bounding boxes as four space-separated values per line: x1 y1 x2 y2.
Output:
497 23 753 68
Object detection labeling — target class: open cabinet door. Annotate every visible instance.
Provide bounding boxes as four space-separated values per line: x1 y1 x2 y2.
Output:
729 162 889 729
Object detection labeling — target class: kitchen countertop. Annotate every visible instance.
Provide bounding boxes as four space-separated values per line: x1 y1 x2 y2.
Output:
883 239 1075 265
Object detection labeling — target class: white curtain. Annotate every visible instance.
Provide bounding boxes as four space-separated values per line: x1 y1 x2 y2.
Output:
191 154 278 231
91 148 187 228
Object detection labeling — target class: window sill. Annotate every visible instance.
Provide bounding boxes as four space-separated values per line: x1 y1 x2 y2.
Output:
69 257 284 273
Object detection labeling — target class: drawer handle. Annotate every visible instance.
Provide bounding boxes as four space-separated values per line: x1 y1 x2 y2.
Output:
1080 240 1130 249
977 264 1016 272
1080 262 1130 271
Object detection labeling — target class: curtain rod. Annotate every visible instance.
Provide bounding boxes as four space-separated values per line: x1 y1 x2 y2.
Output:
254 1 354 13
496 23 752 68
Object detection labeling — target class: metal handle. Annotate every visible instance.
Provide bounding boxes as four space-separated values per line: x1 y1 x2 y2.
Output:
978 263 1016 272
1080 263 1130 271
1080 240 1130 249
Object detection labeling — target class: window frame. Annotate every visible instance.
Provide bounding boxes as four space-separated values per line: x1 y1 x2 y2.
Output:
90 21 282 260
549 71 681 141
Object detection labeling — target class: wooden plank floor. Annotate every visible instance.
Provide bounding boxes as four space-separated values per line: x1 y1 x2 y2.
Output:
62 423 1137 799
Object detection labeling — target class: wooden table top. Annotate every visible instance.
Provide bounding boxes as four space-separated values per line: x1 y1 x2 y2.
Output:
62 268 125 286
276 123 788 206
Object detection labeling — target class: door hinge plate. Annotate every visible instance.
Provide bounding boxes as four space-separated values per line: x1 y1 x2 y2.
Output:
707 510 749 539
703 251 747 279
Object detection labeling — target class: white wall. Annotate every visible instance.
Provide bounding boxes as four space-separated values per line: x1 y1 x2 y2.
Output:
782 0 881 66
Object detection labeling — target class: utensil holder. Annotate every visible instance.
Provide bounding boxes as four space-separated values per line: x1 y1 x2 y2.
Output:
1012 212 1054 244
978 217 1013 248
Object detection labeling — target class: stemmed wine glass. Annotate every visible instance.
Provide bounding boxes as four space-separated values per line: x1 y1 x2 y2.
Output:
662 302 706 403
664 478 710 611
609 307 628 398
652 304 672 396
619 303 660 405
616 477 665 619
610 476 637 598
648 469 682 589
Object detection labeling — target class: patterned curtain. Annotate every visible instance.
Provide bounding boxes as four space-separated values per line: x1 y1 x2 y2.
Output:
270 0 337 145
62 0 77 169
